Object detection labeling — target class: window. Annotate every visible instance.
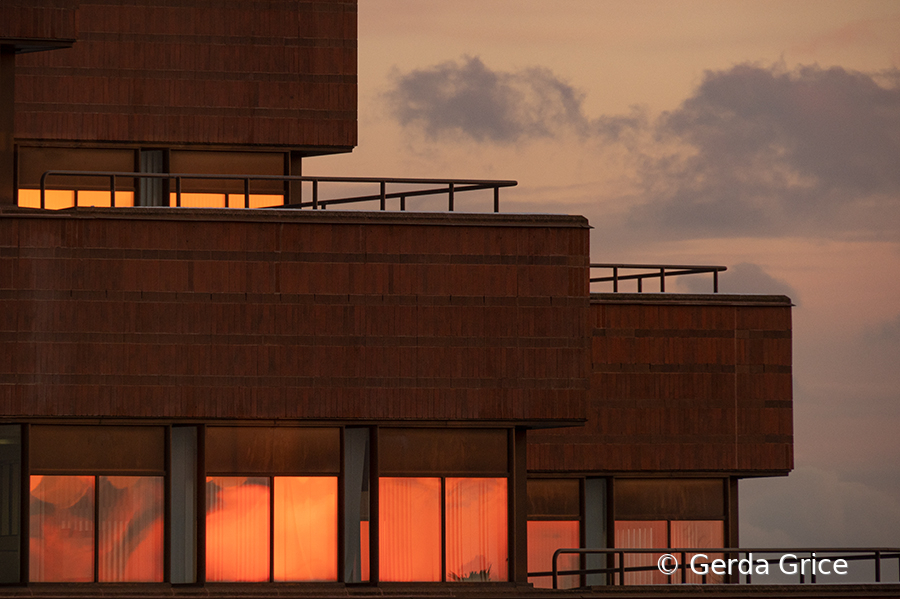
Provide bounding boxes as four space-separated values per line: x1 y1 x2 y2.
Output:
204 427 340 582
378 429 509 582
28 426 165 583
614 479 727 584
526 479 581 589
614 520 724 584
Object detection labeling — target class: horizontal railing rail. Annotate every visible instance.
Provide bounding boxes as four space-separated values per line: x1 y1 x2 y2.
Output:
533 547 900 589
591 263 727 293
37 171 517 212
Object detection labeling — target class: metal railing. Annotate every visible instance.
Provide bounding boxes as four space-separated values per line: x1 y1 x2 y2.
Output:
531 547 900 589
591 263 727 293
37 171 517 212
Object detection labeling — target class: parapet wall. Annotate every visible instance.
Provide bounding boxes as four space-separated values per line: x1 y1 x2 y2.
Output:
0 208 590 424
528 293 793 475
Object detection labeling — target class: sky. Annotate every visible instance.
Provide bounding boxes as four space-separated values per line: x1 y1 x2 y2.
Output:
310 1 900 552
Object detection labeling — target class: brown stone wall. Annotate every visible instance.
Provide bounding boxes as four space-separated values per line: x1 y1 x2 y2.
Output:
13 0 356 151
0 209 589 424
528 294 793 475
0 1 77 43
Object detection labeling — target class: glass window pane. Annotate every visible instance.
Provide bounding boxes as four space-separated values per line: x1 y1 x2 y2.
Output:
445 478 507 582
17 189 75 210
98 476 164 582
29 475 95 582
206 477 270 582
170 426 197 584
614 520 667 585
274 477 337 581
379 477 441 582
527 520 580 589
227 194 284 208
170 193 228 208
670 520 725 583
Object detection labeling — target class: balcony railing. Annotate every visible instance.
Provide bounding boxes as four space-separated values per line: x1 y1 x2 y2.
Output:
36 171 517 212
591 263 727 293
530 547 900 589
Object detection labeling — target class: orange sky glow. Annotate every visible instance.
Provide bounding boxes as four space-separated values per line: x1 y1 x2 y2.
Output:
309 0 900 549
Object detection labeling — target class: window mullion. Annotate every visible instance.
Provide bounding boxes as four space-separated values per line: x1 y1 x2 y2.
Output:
93 475 99 583
440 477 446 582
269 476 275 582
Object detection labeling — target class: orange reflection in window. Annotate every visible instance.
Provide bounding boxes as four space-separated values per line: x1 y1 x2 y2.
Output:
273 477 337 581
446 478 507 582
98 476 164 582
379 477 441 582
360 521 369 581
206 477 270 582
169 193 284 208
527 520 580 589
228 194 284 208
171 193 227 208
29 475 95 582
615 520 667 585
18 189 135 209
670 520 724 583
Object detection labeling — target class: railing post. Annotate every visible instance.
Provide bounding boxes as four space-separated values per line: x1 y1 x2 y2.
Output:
40 172 48 209
400 195 406 211
380 181 386 211
660 267 665 292
618 551 624 585
552 550 559 590
175 177 182 207
493 186 499 213
448 182 454 211
613 267 618 292
876 551 881 583
810 552 816 583
681 552 686 583
244 177 250 208
312 180 318 210
713 270 719 293
110 174 116 208
637 277 642 293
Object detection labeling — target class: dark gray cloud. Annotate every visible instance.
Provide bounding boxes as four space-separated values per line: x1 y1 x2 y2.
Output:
627 64 900 240
387 58 899 240
385 56 615 143
676 262 799 301
865 314 900 345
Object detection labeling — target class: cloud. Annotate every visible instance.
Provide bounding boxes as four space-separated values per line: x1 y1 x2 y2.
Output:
385 56 640 143
626 64 900 240
864 313 900 345
676 262 799 300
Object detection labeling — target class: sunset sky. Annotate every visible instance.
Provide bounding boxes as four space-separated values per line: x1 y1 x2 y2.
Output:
309 1 900 549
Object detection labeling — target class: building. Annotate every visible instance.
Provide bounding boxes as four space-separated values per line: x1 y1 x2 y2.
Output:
4 2 872 597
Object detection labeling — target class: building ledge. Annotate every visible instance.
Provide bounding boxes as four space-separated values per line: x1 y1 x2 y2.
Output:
591 293 793 307
0 206 591 229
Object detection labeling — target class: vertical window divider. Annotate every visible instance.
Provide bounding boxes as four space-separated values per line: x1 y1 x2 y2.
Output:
269 476 275 582
196 425 206 585
93 475 100 582
20 423 29 585
164 426 172 584
579 478 586 588
337 428 346 582
440 477 446 582
369 426 379 585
